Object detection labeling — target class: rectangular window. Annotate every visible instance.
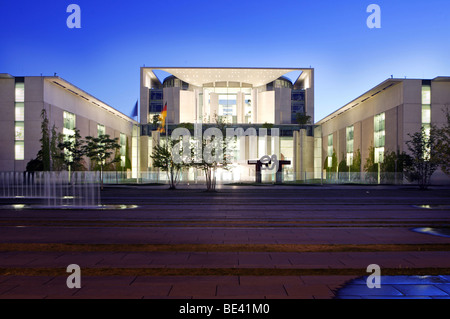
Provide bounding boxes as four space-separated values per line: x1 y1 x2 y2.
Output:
150 102 163 113
15 103 24 121
374 113 385 163
97 124 105 137
422 105 431 124
15 122 25 141
15 82 25 102
327 134 333 167
422 85 431 105
15 141 24 160
63 111 76 138
63 111 76 130
15 80 25 160
422 84 432 159
120 133 126 166
346 126 354 165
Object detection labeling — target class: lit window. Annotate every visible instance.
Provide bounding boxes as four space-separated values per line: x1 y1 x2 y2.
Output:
15 83 25 102
63 111 76 138
422 105 431 124
97 124 105 137
346 126 354 166
15 122 25 140
374 113 385 164
64 111 76 129
327 134 333 167
347 153 354 166
374 147 384 164
15 141 24 160
120 133 126 166
15 81 25 161
421 85 432 159
15 103 24 121
422 85 431 105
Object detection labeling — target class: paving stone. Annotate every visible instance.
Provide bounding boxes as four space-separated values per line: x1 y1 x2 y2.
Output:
300 276 357 285
169 282 217 297
184 252 239 267
238 276 303 286
393 284 449 296
361 296 433 299
216 283 287 298
336 285 404 297
0 284 19 296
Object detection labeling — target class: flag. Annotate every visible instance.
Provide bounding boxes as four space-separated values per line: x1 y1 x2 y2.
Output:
131 100 138 119
159 102 167 133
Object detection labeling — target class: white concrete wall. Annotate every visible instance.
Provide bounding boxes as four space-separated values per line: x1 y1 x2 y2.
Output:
236 92 245 123
251 88 258 124
209 92 219 122
43 80 134 138
0 77 135 172
179 90 196 123
402 80 422 146
431 81 450 127
320 81 405 166
163 87 180 124
275 88 291 124
257 91 275 124
24 77 45 170
0 77 15 171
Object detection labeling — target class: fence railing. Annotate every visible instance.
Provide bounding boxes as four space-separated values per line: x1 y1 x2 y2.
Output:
0 171 100 206
98 170 410 185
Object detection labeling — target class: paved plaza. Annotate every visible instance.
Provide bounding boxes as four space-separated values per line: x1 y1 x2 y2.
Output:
0 184 449 299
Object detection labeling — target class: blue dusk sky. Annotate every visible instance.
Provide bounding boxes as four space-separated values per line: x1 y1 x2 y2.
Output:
1 0 449 121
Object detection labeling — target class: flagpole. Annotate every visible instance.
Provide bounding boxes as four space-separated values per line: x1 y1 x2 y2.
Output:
137 100 140 184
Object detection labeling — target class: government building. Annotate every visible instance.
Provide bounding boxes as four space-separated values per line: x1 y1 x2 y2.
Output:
0 68 449 184
138 67 317 182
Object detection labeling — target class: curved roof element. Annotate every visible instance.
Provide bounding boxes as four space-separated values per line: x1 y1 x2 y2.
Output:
143 67 310 88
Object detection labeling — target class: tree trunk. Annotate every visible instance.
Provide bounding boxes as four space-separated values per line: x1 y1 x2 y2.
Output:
169 166 176 190
100 165 104 190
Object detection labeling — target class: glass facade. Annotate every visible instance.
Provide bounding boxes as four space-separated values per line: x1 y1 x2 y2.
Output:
14 81 25 160
149 89 163 115
374 112 385 163
266 77 293 91
218 93 237 123
244 96 252 124
163 76 189 90
346 125 354 166
291 89 306 124
204 86 252 124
